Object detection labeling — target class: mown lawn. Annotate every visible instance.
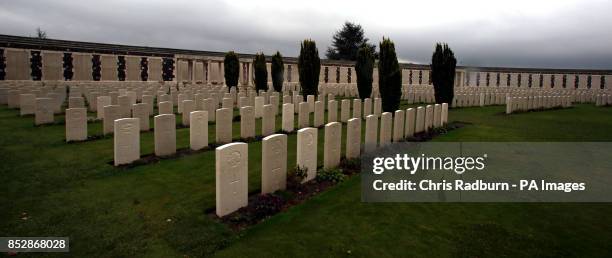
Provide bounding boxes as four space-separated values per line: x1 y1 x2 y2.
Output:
1 103 611 257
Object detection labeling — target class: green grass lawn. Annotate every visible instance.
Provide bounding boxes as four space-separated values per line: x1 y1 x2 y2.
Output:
1 103 611 257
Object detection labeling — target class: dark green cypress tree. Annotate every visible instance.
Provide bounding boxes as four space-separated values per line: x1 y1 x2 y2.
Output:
355 45 374 99
271 51 284 92
430 43 457 104
298 39 320 100
378 37 402 112
253 52 268 93
224 51 240 91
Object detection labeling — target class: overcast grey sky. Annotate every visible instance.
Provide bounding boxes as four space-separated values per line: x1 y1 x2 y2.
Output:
1 0 611 69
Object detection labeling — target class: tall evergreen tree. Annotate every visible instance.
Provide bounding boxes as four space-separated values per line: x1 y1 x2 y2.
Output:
271 51 284 92
378 37 402 112
430 43 457 104
224 51 240 91
355 46 374 99
253 52 268 93
30 51 42 81
63 53 73 81
326 22 376 61
298 39 320 100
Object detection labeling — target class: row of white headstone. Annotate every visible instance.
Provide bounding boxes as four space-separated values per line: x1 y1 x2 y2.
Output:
595 94 612 106
505 95 572 114
213 103 449 217
112 100 448 164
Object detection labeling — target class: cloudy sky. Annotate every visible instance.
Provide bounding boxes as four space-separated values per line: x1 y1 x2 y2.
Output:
1 0 611 69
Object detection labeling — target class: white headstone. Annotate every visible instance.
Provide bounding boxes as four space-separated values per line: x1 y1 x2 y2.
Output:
298 102 310 128
34 98 54 125
254 96 264 118
182 100 195 126
307 95 315 112
340 99 350 122
118 95 132 118
114 118 140 166
363 98 372 117
215 142 248 217
327 100 338 122
65 108 87 141
222 97 233 109
433 104 441 128
379 112 392 147
373 98 382 116
441 103 448 125
324 122 342 169
346 118 361 159
96 96 111 119
67 96 84 109
364 114 378 153
132 103 150 131
404 108 415 137
425 105 433 131
240 106 255 139
313 101 324 127
158 101 173 115
415 106 425 133
297 127 318 182
103 105 121 135
19 94 36 116
262 104 275 136
190 111 209 151
215 108 233 144
393 110 405 142
154 114 177 156
352 99 362 119
262 134 287 194
282 103 294 132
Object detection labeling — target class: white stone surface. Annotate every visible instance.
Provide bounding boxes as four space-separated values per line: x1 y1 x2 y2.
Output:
215 108 233 144
415 106 425 133
323 122 342 169
262 104 275 136
190 111 209 151
103 105 121 135
364 114 378 153
158 101 173 115
182 100 195 126
254 96 264 118
327 100 338 122
314 101 324 127
65 108 87 141
96 96 111 119
118 95 132 118
346 118 361 159
404 108 415 137
216 142 248 217
363 98 372 117
393 110 405 142
433 104 441 128
262 134 287 194
240 106 255 139
298 102 310 128
19 94 35 116
34 98 54 125
282 103 294 132
352 99 362 119
297 127 318 183
340 99 350 122
132 103 150 131
114 118 140 166
154 114 177 156
379 112 392 147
